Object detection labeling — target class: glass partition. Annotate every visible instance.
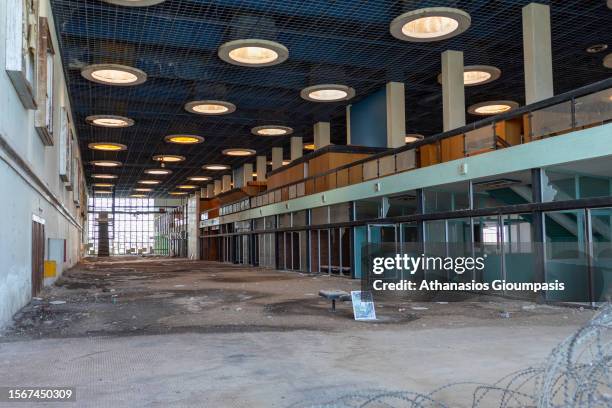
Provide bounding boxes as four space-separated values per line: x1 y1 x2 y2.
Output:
424 182 470 213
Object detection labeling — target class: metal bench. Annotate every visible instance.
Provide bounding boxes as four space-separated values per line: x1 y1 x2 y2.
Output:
319 290 351 312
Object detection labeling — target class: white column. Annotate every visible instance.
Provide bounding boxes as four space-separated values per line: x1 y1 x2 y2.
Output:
314 122 330 150
522 3 554 104
222 175 231 192
441 50 465 131
242 163 253 185
206 184 214 198
290 136 303 161
385 82 406 148
271 147 283 170
213 180 221 196
256 155 267 181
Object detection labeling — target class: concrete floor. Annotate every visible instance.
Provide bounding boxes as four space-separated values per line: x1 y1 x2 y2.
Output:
0 257 595 407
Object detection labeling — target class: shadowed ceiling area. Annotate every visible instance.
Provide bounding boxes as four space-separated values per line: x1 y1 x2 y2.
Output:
49 0 612 196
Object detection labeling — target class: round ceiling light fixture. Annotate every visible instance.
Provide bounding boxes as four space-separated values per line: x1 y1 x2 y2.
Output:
177 185 198 190
586 44 608 54
301 84 355 102
604 53 612 69
91 160 122 167
88 142 127 152
152 155 186 163
188 176 211 182
251 125 293 136
92 174 118 179
164 134 204 145
436 65 501 86
390 7 471 42
145 168 173 175
81 63 147 86
130 194 148 198
218 39 289 67
405 134 425 143
169 191 188 196
102 0 166 6
222 148 256 157
134 188 153 192
138 180 161 185
303 143 315 151
93 183 114 188
468 100 519 116
94 190 113 195
184 100 236 115
203 164 230 171
86 115 134 128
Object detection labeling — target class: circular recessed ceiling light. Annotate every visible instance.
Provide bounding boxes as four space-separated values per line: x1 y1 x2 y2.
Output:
436 65 501 86
94 190 112 195
130 194 148 198
169 191 188 196
86 115 134 128
152 155 186 163
604 53 612 69
184 100 236 115
251 125 293 136
88 142 127 152
92 174 118 179
218 39 289 67
164 134 204 144
102 0 166 6
93 183 114 188
91 160 122 167
203 164 230 171
222 148 256 157
188 176 211 182
138 180 161 185
586 44 608 54
468 100 519 116
177 185 198 190
303 143 315 151
252 172 258 178
390 7 471 42
405 134 425 143
145 168 173 175
301 84 355 102
81 64 147 86
134 188 153 192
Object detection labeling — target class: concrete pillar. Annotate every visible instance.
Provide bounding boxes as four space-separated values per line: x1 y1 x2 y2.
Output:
271 146 283 170
522 3 554 104
441 50 465 131
200 187 207 198
241 163 253 186
206 184 214 198
256 155 267 181
290 137 303 161
213 180 221 196
222 174 232 192
314 122 331 150
385 82 406 148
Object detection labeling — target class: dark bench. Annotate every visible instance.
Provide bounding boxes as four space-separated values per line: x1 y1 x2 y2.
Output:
319 290 351 312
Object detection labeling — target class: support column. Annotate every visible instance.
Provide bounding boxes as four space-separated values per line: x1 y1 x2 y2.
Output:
213 180 221 196
206 184 214 198
441 50 465 131
256 155 267 181
290 136 303 161
522 3 554 104
242 163 253 185
386 82 406 148
314 122 331 150
222 174 232 192
271 146 283 170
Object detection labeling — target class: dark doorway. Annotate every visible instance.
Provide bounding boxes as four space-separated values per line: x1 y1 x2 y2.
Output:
31 219 45 296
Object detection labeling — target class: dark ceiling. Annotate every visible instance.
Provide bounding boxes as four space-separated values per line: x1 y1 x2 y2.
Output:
49 0 612 196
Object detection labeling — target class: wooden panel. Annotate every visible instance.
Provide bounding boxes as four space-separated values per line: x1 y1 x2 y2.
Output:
305 179 315 195
348 164 363 184
337 168 349 187
496 117 523 146
378 155 395 176
440 134 464 162
363 160 378 180
419 143 439 167
396 150 416 172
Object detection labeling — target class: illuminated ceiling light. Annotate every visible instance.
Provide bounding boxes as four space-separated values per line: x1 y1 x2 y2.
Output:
604 53 612 69
94 190 112 195
252 172 257 178
222 148 256 157
130 194 148 198
177 185 198 190
436 65 501 86
218 39 289 67
88 142 127 152
267 160 290 166
303 143 316 151
405 134 425 143
300 84 355 102
92 174 118 179
164 134 204 144
91 160 122 167
169 191 188 196
102 0 165 6
138 180 161 185
586 44 608 54
134 188 153 192
188 176 211 182
93 183 114 188
202 164 230 171
86 115 134 128
251 125 293 136
468 100 519 116
390 7 471 42
144 168 172 175
81 64 147 86
184 100 236 115
152 155 185 163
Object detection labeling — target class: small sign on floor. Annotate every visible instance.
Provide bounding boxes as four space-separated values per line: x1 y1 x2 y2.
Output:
351 291 376 321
